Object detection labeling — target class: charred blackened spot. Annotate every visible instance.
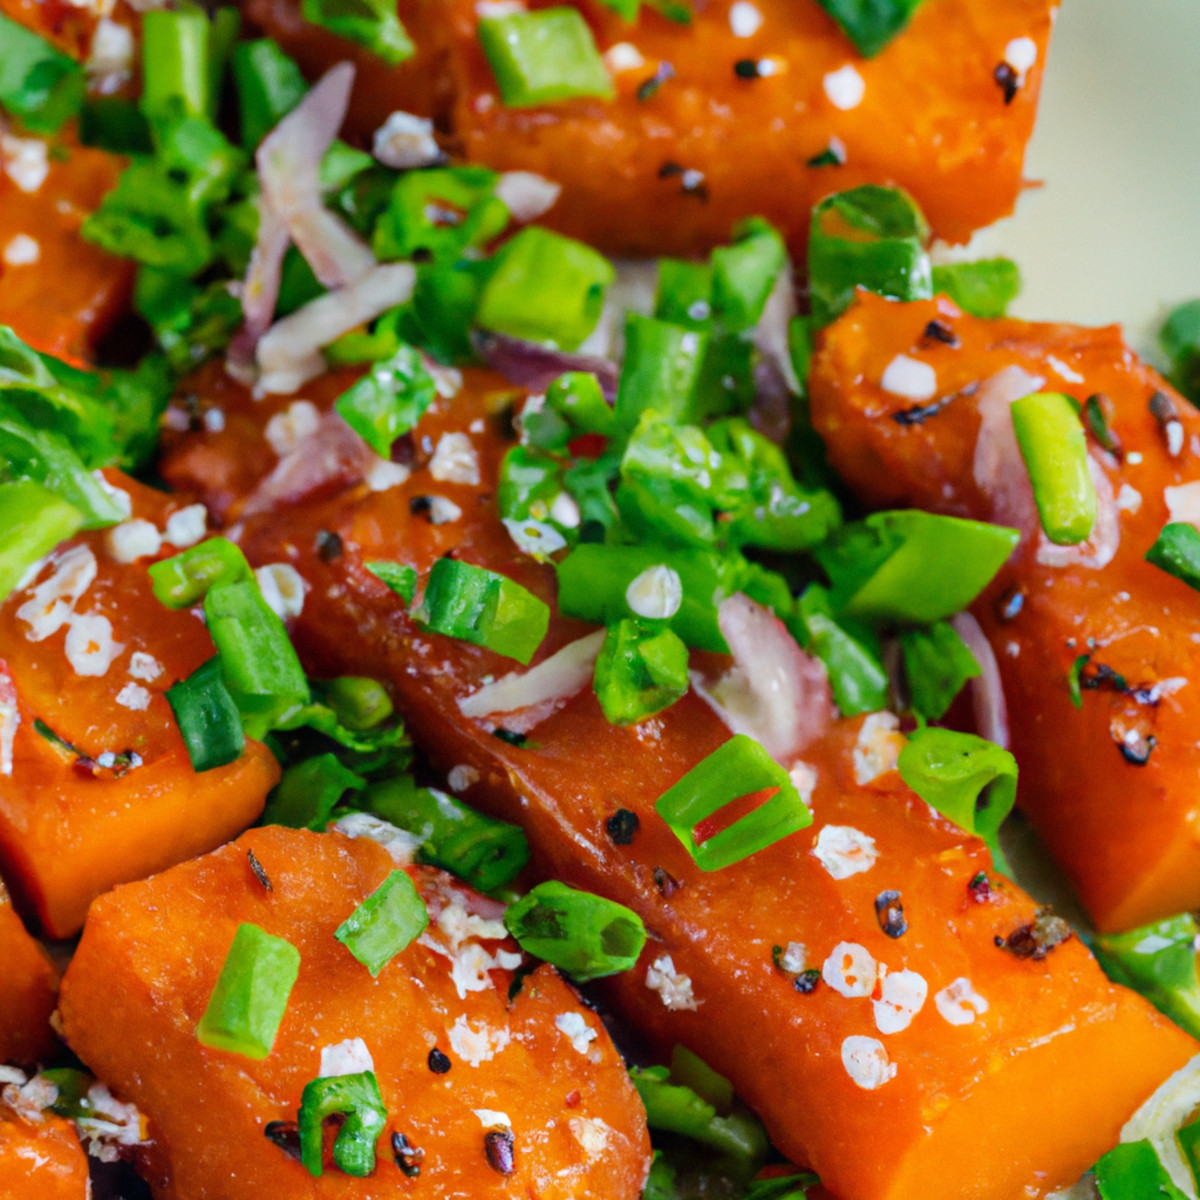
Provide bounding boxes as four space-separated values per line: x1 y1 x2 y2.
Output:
793 969 820 994
658 160 709 201
875 890 907 938
994 908 1072 959
315 530 343 561
605 808 640 846
993 62 1019 104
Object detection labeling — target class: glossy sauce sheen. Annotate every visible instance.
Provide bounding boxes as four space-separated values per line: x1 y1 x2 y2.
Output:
161 365 1197 1199
60 825 652 1199
810 291 1200 932
0 1105 90 1199
0 474 279 937
242 0 1054 255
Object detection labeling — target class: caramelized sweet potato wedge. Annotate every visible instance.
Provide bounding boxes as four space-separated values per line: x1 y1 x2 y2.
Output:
0 1099 89 1199
0 472 278 937
809 291 1200 933
0 881 58 1067
160 366 1197 1199
242 0 1054 256
59 825 652 1199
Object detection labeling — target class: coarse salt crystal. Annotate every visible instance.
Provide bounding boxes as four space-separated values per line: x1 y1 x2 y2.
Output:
164 504 207 548
1165 482 1200 528
1 135 49 194
429 432 481 486
646 954 699 1011
555 1011 599 1056
880 354 938 401
319 1038 375 1077
777 941 807 974
106 519 161 564
873 968 928 1034
372 111 441 170
64 613 124 677
447 1015 511 1066
841 1035 897 1090
115 683 151 712
128 652 162 681
474 1108 511 1130
604 42 645 72
729 1 763 37
428 496 463 525
821 941 877 998
2 234 39 266
1115 484 1142 514
1004 36 1038 76
934 977 990 1026
569 1116 610 1156
823 64 865 111
812 825 878 880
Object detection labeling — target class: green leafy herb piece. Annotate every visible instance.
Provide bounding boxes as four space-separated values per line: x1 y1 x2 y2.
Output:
166 657 246 773
656 735 813 871
808 186 932 326
298 1071 388 1177
1146 523 1200 592
334 343 435 457
335 869 429 976
79 98 153 155
897 727 1017 869
366 560 418 605
899 620 981 721
504 879 646 981
710 218 787 333
594 619 690 725
196 922 301 1059
812 0 927 57
365 776 530 893
301 0 414 65
1011 391 1097 545
261 753 366 829
931 258 1021 319
0 12 85 132
478 8 614 107
1094 1139 1189 1200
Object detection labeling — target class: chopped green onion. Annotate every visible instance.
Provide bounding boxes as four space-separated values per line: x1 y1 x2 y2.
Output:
0 482 83 606
898 621 981 721
504 880 646 982
231 39 307 148
815 510 1019 625
669 1043 733 1110
594 619 689 726
1160 298 1200 406
744 1174 822 1200
335 869 429 976
298 1070 388 1177
418 558 549 665
166 657 245 772
204 581 310 738
546 371 615 438
808 186 932 327
79 98 154 155
1011 391 1097 546
373 166 506 265
793 585 888 717
149 537 253 609
1067 652 1089 710
261 754 365 829
630 1063 769 1174
812 0 927 57
931 259 1021 319
478 8 614 108
301 0 413 64
614 315 709 434
334 344 436 457
365 776 530 893
475 227 614 350
656 735 813 871
1146 523 1200 592
1094 1140 1189 1200
896 727 1017 870
141 8 212 121
366 560 418 605
0 13 85 132
1094 914 1200 1041
655 258 713 330
710 218 787 334
196 922 301 1059
321 676 394 731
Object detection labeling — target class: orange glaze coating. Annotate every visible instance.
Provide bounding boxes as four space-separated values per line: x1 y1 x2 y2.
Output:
59 825 652 1200
0 1104 90 1199
0 129 132 363
809 290 1200 933
159 366 1197 1199
0 880 59 1067
0 472 278 938
240 0 1054 256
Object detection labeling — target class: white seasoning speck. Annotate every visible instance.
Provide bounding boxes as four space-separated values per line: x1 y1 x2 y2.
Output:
625 565 682 620
646 954 699 1011
604 42 645 72
372 110 441 170
569 1116 610 1156
1045 355 1083 384
853 711 904 784
555 1011 599 1056
821 941 877 998
474 1109 512 1130
1115 484 1142 514
729 1 763 37
873 968 928 1034
86 17 135 93
1127 451 1144 465
163 504 207 549
1168 422 1185 458
934 977 990 1026
2 234 39 267
128 652 162 682
428 496 463 525
812 825 878 880
202 408 225 433
105 519 161 564
447 1015 511 1066
841 1035 897 1090
788 761 818 808
429 432 480 486
1164 482 1200 528
448 764 480 792
17 546 98 643
319 1038 375 1077
880 354 938 401
494 171 562 223
264 399 320 458
1 134 50 194
823 64 865 111
777 942 807 974
365 458 411 492
115 683 151 711
1003 36 1038 75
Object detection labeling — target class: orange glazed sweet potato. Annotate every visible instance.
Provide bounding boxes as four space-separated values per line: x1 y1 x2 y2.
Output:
59 824 652 1200
241 0 1055 256
159 364 1198 1199
0 881 58 1067
808 291 1200 933
0 1098 89 1199
0 472 278 937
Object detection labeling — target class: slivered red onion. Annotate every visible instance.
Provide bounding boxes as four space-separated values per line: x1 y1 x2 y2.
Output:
256 262 417 395
256 61 375 289
472 330 620 401
227 194 290 374
972 365 1045 532
693 593 833 763
951 612 1010 750
749 264 800 442
457 630 606 732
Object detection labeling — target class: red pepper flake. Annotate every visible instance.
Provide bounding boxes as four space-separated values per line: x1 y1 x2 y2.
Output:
484 1129 515 1175
967 871 993 903
564 1089 582 1109
994 908 1072 959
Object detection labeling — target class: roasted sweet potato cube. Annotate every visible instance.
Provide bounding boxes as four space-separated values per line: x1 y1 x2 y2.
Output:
59 825 651 1199
0 1101 89 1199
0 881 58 1067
